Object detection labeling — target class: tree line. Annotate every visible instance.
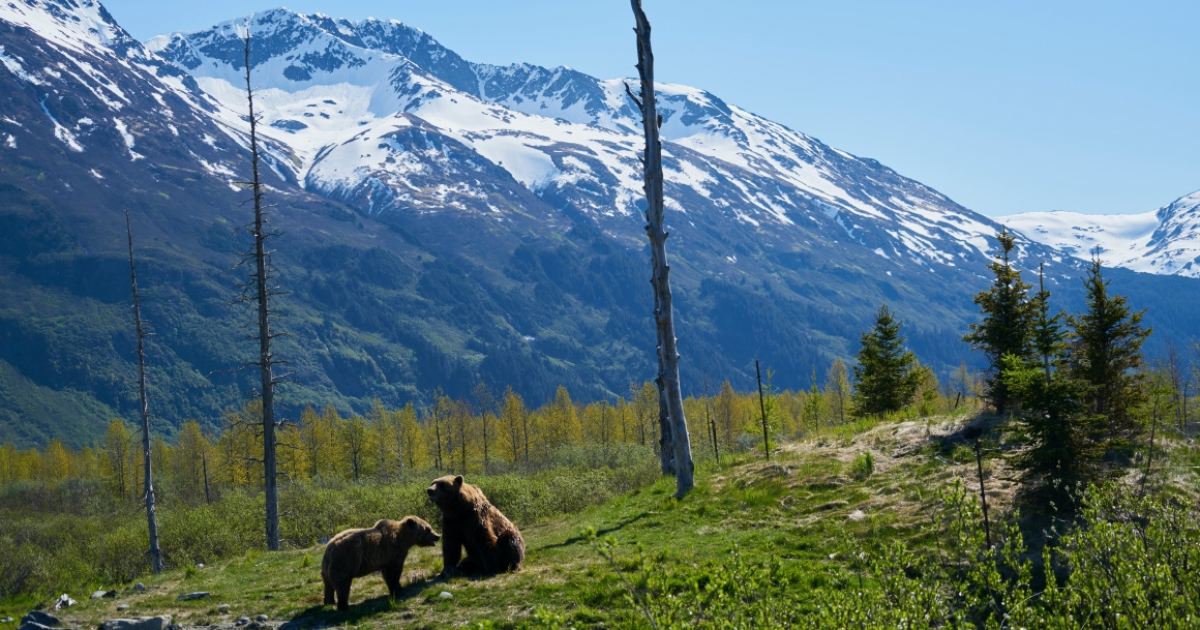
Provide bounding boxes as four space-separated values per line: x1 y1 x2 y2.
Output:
0 367 980 495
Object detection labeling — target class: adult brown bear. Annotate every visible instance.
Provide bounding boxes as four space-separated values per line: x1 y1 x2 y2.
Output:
427 475 525 576
321 516 440 610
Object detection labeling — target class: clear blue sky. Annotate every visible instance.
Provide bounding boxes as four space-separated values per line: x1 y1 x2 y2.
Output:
103 0 1200 217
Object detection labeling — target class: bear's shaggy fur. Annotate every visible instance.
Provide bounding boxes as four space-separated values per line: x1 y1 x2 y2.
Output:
321 516 440 610
426 475 525 576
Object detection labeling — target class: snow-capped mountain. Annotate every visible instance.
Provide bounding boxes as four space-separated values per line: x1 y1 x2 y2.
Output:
5 0 1200 444
1002 189 1200 278
145 8 1027 276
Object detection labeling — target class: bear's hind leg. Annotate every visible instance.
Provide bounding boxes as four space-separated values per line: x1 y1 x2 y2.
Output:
456 554 482 576
335 579 352 611
323 574 335 606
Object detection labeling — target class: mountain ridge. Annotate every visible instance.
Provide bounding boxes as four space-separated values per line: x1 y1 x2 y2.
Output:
2 0 1199 449
1002 189 1200 278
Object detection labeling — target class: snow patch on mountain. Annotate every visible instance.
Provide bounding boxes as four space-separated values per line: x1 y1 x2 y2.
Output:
1002 210 1158 260
0 44 45 84
111 117 142 159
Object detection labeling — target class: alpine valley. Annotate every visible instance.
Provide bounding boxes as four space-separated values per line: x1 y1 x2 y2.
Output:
2 0 1198 447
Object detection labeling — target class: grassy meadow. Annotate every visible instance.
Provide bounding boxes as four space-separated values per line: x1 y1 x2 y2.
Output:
1 409 1196 628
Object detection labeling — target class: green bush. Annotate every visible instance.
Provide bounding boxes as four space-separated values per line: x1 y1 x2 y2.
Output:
849 452 874 479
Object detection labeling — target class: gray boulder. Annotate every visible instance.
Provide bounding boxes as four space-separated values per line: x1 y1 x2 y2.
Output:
97 616 172 630
175 592 211 601
17 623 61 630
20 611 60 627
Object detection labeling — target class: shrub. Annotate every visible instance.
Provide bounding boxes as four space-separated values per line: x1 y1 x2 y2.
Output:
849 452 874 479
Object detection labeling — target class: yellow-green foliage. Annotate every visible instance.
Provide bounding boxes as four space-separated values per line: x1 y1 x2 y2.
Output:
0 370 982 491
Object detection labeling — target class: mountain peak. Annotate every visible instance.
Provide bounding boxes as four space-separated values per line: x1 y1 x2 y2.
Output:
1 0 142 57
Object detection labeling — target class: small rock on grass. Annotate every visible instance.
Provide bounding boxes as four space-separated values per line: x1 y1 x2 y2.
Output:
116 605 129 612
216 605 230 613
438 591 454 600
175 592 211 602
255 615 268 622
133 584 146 593
52 595 75 610
1 617 12 623
236 617 250 626
98 615 172 630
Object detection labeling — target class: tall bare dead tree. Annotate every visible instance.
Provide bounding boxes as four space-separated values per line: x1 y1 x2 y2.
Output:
703 372 719 465
236 31 283 551
656 367 673 474
626 0 694 496
756 360 771 461
125 210 164 574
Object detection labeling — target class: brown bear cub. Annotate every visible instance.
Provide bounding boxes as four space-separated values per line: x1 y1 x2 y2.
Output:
427 475 525 576
321 516 440 611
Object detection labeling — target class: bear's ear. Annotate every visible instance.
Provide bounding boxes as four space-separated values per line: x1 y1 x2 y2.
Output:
453 475 463 489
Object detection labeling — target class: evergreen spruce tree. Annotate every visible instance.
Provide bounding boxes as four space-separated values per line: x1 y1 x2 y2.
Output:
1066 258 1151 450
853 305 919 416
1003 264 1100 503
964 228 1034 413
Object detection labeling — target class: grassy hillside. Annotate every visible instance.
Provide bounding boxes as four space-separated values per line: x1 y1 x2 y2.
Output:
2 413 1196 628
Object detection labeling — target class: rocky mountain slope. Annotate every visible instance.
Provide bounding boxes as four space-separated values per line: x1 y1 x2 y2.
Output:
2 0 1198 447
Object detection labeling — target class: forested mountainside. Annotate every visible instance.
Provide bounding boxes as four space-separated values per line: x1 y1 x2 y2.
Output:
2 0 1199 447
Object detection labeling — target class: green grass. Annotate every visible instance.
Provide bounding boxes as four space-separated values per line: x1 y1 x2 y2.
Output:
1 414 1196 629
0 418 951 628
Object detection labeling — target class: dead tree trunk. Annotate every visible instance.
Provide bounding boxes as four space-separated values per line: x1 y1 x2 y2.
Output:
756 360 770 461
703 373 719 465
656 370 673 474
125 210 163 574
242 33 281 551
628 0 694 496
202 449 212 504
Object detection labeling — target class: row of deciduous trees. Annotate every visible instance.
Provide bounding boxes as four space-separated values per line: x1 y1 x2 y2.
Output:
0 370 981 493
